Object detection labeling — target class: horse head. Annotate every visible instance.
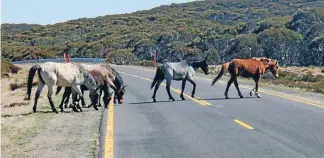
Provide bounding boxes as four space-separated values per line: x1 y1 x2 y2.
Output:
117 85 126 104
260 58 279 78
200 54 210 75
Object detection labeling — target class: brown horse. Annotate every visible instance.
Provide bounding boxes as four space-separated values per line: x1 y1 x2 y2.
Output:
211 58 279 98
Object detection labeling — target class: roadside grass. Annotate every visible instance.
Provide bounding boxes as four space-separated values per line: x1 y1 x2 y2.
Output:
1 105 56 156
1 63 62 157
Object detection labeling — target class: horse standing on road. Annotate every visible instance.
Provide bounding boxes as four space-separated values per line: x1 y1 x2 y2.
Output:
27 62 101 113
211 58 279 98
150 56 210 102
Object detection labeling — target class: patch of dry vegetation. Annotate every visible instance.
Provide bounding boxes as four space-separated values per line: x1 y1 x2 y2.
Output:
1 60 21 77
262 67 324 94
1 64 58 157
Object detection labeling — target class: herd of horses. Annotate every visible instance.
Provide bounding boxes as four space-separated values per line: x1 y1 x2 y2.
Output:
27 56 279 113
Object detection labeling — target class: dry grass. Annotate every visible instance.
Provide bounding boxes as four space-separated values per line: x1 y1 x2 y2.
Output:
9 81 38 91
1 64 59 157
1 60 21 77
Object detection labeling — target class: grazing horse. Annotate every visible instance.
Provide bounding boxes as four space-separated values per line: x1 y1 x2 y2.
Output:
150 56 210 102
211 58 279 98
56 64 126 108
58 69 113 112
102 64 126 104
27 62 101 113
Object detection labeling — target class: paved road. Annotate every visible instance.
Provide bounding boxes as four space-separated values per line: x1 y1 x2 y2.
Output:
103 65 324 158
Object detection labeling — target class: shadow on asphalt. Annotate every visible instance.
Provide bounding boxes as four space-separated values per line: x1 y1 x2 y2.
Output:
128 100 183 105
198 96 256 101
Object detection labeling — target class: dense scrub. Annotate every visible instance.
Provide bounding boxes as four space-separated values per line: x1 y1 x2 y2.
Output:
1 0 324 66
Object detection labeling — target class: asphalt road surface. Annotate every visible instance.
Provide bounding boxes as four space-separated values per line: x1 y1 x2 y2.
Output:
102 65 324 158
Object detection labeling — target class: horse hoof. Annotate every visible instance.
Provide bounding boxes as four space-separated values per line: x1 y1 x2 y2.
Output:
72 107 79 112
152 98 157 102
256 94 261 98
225 96 229 99
240 95 244 98
191 95 195 98
53 110 59 114
93 106 99 111
250 92 253 96
170 98 175 101
181 97 185 100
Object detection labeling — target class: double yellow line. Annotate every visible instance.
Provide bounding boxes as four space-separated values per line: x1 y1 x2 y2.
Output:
119 71 212 106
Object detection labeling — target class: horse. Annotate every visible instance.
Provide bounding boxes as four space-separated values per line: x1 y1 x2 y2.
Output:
211 58 279 98
27 62 101 114
102 64 126 104
57 69 113 112
56 64 126 108
150 56 210 102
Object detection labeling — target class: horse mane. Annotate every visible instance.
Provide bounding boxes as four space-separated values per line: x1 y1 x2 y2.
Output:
73 63 97 87
102 64 125 88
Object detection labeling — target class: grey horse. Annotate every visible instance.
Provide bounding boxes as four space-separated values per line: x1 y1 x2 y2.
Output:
150 56 210 102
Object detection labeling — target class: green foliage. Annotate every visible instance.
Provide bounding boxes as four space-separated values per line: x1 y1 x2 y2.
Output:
1 0 323 66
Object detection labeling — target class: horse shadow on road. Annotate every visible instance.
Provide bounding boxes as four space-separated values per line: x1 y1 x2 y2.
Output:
198 96 256 101
128 100 188 105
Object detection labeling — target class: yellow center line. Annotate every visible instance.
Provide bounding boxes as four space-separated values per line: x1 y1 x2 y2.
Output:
175 88 211 106
119 66 324 109
120 71 208 106
234 119 254 130
105 100 114 158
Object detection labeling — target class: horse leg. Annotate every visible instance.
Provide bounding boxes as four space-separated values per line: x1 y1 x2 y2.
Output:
180 79 186 100
187 78 196 98
59 87 71 112
47 85 59 114
64 87 72 108
224 77 234 99
233 77 244 98
71 85 84 112
152 80 163 102
253 76 261 98
166 80 175 101
98 87 103 107
33 82 45 113
80 88 87 108
71 91 79 112
250 88 256 96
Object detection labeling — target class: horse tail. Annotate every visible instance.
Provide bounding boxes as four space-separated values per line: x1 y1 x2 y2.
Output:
56 86 62 95
150 66 164 89
211 63 228 86
27 64 44 100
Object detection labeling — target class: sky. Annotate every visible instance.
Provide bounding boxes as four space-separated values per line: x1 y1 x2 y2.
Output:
1 0 196 25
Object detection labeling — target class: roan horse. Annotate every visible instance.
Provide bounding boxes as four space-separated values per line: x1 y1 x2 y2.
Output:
150 56 210 102
211 57 279 98
56 69 113 112
27 62 101 113
56 64 126 108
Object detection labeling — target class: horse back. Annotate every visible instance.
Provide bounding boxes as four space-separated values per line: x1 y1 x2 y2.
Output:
89 70 105 86
229 59 266 77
